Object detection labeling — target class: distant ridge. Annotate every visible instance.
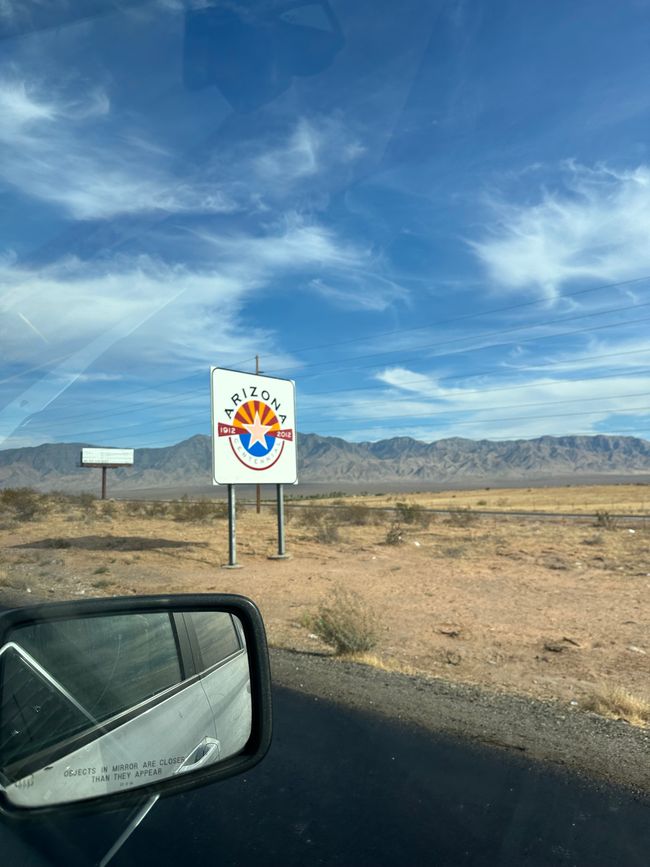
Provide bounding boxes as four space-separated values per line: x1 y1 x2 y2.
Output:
1 433 649 492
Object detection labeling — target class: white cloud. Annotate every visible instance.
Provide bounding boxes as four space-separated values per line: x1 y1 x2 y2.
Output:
253 116 365 191
0 74 235 219
0 213 383 441
192 216 407 311
199 218 364 271
373 365 650 439
0 254 262 371
256 119 321 182
309 274 409 312
472 163 650 300
504 338 650 375
296 359 650 442
0 78 58 128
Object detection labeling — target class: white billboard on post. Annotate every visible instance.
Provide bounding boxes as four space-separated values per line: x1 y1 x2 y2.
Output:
80 448 134 467
211 368 297 486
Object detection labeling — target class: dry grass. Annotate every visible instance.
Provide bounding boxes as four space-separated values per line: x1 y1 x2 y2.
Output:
338 652 420 677
320 483 650 516
582 685 650 727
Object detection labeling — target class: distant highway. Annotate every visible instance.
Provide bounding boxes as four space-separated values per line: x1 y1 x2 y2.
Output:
276 502 649 523
115 496 650 524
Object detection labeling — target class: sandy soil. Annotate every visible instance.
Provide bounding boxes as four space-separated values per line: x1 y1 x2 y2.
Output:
0 487 648 715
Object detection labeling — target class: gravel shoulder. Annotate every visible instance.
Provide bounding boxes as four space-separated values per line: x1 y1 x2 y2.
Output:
271 648 650 796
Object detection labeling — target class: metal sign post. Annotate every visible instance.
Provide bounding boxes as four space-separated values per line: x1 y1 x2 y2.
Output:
255 355 261 515
223 484 242 569
269 483 290 560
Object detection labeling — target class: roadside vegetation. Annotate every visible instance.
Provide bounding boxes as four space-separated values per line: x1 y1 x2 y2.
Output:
304 586 382 655
582 685 650 727
0 485 648 727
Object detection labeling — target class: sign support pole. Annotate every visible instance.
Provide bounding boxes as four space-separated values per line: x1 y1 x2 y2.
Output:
81 450 134 498
269 483 290 560
255 354 261 515
223 484 242 569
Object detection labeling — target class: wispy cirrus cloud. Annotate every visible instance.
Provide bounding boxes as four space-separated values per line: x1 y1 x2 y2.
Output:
192 215 407 311
472 163 650 301
309 273 409 312
297 369 650 442
0 73 234 220
0 213 386 441
253 117 365 189
195 216 365 271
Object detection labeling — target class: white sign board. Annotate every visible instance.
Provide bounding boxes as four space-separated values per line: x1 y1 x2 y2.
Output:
211 368 297 485
80 448 134 467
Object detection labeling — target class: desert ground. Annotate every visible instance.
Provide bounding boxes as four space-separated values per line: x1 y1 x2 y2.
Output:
0 485 648 725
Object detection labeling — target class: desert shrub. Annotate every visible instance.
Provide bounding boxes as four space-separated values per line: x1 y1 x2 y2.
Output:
291 505 342 543
315 519 340 544
0 488 44 521
48 491 96 513
595 510 617 530
294 506 327 528
141 501 171 518
45 490 67 506
394 501 431 528
442 545 467 558
476 499 487 506
385 521 404 545
338 503 374 526
445 506 476 528
172 498 226 522
101 501 118 519
307 586 381 655
75 492 96 510
123 500 146 517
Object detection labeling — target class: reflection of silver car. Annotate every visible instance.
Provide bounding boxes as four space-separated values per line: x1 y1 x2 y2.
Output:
0 611 252 807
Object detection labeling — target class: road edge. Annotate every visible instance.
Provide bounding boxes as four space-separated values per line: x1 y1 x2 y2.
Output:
270 648 650 797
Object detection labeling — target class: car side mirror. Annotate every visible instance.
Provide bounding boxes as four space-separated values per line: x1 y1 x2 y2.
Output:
0 594 272 814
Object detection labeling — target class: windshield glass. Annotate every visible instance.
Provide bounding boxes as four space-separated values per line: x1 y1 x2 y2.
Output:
0 1 648 865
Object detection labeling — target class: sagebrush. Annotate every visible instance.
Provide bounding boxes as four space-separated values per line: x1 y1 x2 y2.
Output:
594 510 617 530
307 586 382 655
394 501 431 528
0 488 44 521
385 522 404 545
445 506 476 528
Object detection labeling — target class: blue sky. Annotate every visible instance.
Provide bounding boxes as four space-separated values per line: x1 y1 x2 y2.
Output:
1 0 650 450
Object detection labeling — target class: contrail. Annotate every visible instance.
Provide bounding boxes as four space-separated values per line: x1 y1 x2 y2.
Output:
17 311 49 343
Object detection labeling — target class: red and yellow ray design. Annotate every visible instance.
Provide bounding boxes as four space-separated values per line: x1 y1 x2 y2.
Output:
234 400 279 433
217 400 293 441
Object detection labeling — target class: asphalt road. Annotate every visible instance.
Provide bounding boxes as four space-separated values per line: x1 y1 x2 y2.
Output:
5 684 649 867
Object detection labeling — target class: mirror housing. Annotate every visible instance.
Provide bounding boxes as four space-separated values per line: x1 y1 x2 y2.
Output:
0 594 272 816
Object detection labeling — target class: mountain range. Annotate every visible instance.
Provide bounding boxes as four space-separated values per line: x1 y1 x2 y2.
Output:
1 433 649 493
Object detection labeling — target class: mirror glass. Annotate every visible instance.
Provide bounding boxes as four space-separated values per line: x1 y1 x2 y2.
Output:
0 609 252 807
